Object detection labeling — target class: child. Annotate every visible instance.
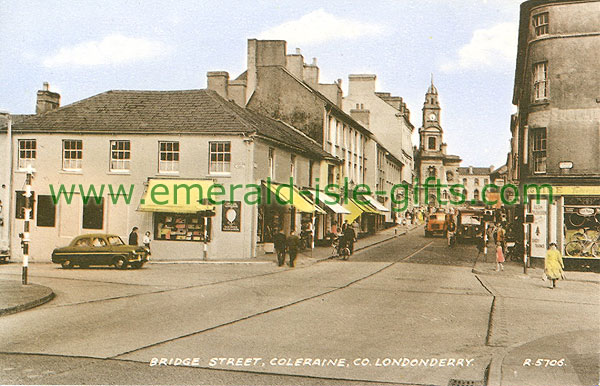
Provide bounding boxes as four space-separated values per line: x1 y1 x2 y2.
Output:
143 231 152 255
496 242 504 271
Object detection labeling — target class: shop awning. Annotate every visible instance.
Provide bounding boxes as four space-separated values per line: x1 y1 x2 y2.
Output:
265 182 326 214
361 195 390 212
342 198 380 223
305 189 351 214
138 179 216 213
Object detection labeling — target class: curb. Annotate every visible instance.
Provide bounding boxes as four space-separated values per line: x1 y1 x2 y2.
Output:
319 226 417 262
0 287 55 317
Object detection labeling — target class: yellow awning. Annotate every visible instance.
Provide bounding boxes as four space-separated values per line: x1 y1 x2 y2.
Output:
138 179 215 213
342 198 379 223
265 182 325 214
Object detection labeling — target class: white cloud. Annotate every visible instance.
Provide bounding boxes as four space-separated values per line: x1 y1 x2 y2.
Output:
441 22 518 72
258 9 385 46
43 34 169 67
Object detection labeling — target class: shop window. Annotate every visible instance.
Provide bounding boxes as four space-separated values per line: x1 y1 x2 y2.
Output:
15 191 34 219
533 61 548 101
532 128 547 173
82 198 104 230
110 140 131 171
532 12 549 37
18 139 36 170
563 197 600 258
159 141 179 173
36 195 56 227
62 139 83 170
154 213 210 242
209 141 231 174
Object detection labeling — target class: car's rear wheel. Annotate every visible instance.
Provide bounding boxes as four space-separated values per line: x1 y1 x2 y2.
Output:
61 259 73 269
113 256 128 270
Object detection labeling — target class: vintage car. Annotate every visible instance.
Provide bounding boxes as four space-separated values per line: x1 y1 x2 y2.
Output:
425 213 448 237
51 234 149 269
456 209 484 242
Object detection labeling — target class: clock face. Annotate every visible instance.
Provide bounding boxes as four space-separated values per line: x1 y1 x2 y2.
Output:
429 113 437 121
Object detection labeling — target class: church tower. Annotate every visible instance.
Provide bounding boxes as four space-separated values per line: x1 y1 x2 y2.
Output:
415 76 461 208
420 76 443 153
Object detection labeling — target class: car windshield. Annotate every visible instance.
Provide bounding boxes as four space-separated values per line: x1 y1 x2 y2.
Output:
461 214 481 225
107 236 125 246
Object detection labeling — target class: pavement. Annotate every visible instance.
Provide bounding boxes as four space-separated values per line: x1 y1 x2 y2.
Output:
0 279 54 317
471 248 600 284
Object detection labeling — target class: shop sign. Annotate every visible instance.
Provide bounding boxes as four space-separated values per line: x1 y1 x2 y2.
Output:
528 186 600 196
222 201 241 232
530 199 547 258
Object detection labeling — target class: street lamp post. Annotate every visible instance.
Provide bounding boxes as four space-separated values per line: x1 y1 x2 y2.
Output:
22 165 35 285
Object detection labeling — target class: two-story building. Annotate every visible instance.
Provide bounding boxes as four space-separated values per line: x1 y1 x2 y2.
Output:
3 84 339 262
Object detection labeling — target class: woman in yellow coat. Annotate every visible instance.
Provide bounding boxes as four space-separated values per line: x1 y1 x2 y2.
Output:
545 242 564 289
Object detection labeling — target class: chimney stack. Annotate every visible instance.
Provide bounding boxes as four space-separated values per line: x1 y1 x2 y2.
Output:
207 71 230 100
36 82 60 114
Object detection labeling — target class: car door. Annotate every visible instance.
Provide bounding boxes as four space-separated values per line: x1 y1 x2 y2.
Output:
90 236 112 265
70 237 92 265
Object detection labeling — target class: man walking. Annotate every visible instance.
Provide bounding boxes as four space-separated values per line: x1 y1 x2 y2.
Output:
128 227 139 246
273 228 287 267
286 230 301 268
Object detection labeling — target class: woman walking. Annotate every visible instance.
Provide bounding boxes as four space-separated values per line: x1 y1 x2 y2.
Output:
495 242 505 271
545 242 565 289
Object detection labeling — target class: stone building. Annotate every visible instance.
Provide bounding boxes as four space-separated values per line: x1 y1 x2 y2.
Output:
207 39 392 234
457 166 494 203
509 0 600 263
2 84 337 262
414 79 461 208
343 74 415 222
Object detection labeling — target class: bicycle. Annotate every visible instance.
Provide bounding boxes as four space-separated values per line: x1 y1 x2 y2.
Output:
565 227 599 257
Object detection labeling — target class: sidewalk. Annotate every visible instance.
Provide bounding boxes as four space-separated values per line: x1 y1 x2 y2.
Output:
0 280 55 317
472 252 600 284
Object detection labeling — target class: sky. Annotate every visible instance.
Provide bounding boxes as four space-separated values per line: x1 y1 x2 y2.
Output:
0 0 523 168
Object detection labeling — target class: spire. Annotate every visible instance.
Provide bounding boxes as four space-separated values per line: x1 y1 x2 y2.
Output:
427 73 438 95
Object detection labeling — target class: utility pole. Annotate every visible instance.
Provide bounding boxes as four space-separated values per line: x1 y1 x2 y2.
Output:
22 165 35 285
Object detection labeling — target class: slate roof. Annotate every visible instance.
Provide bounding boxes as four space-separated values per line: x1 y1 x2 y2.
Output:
6 89 336 160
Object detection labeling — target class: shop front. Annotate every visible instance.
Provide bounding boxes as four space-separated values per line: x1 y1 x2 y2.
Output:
526 185 600 270
257 181 324 252
342 198 381 235
304 189 351 245
138 179 215 259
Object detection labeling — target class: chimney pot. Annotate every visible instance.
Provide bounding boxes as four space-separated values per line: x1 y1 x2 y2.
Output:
312 57 317 66
43 82 49 91
295 48 301 55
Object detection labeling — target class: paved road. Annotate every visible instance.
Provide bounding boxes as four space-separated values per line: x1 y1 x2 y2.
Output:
0 228 597 386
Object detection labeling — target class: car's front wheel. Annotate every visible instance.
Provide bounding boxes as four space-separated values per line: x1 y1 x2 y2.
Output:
113 256 128 270
131 261 144 269
61 259 73 269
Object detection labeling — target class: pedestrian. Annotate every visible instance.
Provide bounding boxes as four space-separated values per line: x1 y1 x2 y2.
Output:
447 218 456 247
342 220 349 232
476 231 485 259
142 231 152 255
496 224 506 253
343 223 357 255
286 230 301 267
273 228 287 267
128 227 139 246
495 242 504 271
545 242 565 289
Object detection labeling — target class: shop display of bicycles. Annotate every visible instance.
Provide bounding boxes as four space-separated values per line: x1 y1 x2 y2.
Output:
565 227 600 257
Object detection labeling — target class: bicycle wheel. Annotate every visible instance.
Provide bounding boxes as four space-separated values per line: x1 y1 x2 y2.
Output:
568 213 585 227
565 241 582 257
570 232 586 242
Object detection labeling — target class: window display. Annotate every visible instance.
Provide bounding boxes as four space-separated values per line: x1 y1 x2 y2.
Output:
154 213 211 242
563 197 600 258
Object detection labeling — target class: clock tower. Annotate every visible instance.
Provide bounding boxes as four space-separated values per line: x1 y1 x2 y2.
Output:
414 76 462 208
420 75 443 152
